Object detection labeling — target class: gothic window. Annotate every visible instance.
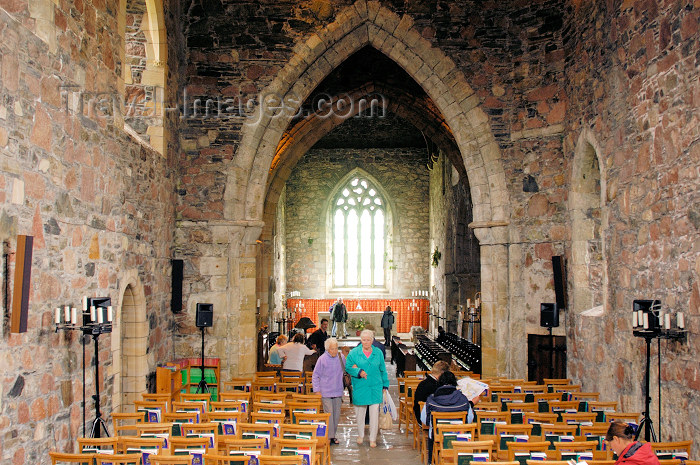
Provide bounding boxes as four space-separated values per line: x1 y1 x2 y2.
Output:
332 176 386 288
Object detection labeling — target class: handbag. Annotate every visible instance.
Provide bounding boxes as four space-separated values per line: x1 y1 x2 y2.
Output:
338 354 351 388
379 391 394 429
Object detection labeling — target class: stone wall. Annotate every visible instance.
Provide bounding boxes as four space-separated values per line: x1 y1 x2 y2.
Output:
284 147 430 298
562 0 700 447
0 0 181 462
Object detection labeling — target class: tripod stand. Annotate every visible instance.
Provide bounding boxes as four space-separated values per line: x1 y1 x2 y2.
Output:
634 333 657 442
88 329 110 437
195 326 209 394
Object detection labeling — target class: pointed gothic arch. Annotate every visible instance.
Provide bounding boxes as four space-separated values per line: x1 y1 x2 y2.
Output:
227 0 512 376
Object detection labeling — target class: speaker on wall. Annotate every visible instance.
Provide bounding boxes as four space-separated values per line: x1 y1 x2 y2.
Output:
552 255 567 310
195 303 213 328
11 235 33 333
171 259 184 314
540 303 559 328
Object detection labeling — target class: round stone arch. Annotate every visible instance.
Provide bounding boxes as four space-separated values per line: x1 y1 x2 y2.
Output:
229 0 512 376
323 167 397 293
568 129 608 315
110 269 149 413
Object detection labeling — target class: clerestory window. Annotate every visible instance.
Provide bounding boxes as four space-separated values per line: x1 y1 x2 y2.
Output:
332 176 386 288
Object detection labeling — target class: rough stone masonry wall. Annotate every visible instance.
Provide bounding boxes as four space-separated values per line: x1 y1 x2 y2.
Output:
284 147 429 298
563 0 700 447
0 0 182 463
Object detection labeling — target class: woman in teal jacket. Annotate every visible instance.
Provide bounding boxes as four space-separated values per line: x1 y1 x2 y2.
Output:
345 329 389 448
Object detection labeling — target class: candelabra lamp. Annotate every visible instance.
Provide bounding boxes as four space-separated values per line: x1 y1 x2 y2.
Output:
631 299 686 442
54 296 113 438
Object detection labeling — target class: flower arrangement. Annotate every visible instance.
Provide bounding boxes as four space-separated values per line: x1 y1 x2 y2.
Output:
348 317 367 332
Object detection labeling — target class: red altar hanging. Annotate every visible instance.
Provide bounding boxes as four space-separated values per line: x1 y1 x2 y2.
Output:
285 298 429 333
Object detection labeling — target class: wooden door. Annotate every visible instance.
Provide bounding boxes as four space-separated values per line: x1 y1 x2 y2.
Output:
527 334 566 384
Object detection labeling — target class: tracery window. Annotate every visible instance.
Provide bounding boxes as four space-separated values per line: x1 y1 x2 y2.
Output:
332 176 386 288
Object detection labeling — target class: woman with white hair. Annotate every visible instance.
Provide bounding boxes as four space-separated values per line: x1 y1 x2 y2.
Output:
311 337 345 445
345 329 389 448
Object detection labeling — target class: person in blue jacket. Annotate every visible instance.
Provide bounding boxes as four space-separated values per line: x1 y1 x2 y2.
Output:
345 328 389 448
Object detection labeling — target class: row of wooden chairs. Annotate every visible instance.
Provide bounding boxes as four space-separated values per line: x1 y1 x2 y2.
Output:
50 450 306 465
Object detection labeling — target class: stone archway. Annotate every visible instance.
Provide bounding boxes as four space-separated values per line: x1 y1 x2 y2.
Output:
226 0 512 376
110 270 148 413
569 129 608 314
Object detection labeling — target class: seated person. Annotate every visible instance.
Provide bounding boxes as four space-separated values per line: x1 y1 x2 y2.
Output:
268 334 287 365
413 360 449 425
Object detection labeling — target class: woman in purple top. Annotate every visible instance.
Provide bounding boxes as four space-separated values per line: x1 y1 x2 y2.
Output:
312 337 345 444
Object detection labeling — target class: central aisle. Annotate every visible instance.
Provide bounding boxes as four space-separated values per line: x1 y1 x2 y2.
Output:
329 349 424 465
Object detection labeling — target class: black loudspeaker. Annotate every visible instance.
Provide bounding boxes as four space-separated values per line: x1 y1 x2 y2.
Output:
11 235 33 333
540 303 559 328
195 303 213 328
171 259 184 314
552 255 567 310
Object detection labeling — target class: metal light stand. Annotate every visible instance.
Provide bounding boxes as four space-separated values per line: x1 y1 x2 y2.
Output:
195 326 209 394
632 301 687 442
55 300 112 438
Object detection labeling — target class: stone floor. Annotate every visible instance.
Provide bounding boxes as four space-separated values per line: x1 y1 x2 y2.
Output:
328 349 423 465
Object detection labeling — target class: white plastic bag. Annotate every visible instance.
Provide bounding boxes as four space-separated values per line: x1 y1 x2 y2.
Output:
381 390 398 421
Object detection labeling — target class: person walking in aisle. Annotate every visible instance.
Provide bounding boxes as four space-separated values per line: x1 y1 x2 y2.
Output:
330 297 348 338
345 329 389 448
311 337 345 445
380 305 395 346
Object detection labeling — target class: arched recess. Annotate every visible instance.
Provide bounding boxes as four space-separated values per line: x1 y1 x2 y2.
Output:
110 270 148 412
229 0 512 376
324 168 396 293
569 129 608 314
119 0 168 154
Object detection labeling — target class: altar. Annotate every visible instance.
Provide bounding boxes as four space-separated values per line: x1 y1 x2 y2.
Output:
285 298 429 333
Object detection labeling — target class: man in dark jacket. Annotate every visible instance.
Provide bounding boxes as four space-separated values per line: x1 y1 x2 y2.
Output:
422 371 477 464
330 298 348 338
306 318 329 354
380 306 395 346
413 360 449 425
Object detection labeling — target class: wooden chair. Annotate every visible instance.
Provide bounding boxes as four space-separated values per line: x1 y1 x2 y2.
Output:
253 391 287 404
206 410 245 435
541 423 578 442
202 454 250 465
552 440 598 461
430 411 470 463
277 381 304 398
251 378 277 393
534 392 563 402
181 422 219 451
649 440 693 460
94 454 142 465
402 378 422 436
76 437 119 454
112 412 145 436
239 422 276 448
162 411 199 426
527 461 569 465
579 423 610 437
133 400 168 422
141 393 172 411
172 401 205 418
255 371 278 380
219 392 252 403
49 452 95 464
474 401 502 412
290 393 322 403
494 423 533 460
273 438 317 465
294 412 331 465
288 400 321 422
586 461 616 465
506 440 551 461
278 426 324 465
506 402 538 424
220 437 269 455
432 423 477 465
544 378 571 386
476 411 509 440
605 412 640 423
448 440 494 464
258 456 303 465
211 400 249 417
121 436 167 456
147 456 193 465
280 371 304 381
222 377 253 392
252 402 285 415
571 392 600 401
169 435 210 454
560 412 597 425
404 370 428 378
134 422 174 437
